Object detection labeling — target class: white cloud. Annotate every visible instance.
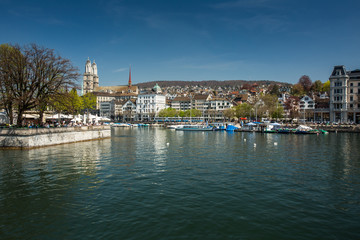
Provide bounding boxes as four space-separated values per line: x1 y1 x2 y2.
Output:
113 67 127 72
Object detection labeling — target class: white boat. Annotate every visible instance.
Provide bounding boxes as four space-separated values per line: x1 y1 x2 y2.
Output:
175 125 213 131
111 123 131 127
167 125 184 129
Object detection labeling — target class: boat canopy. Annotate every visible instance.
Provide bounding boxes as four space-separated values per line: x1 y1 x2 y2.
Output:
296 125 312 131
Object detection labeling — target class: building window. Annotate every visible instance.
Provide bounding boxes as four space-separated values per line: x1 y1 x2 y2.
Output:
350 89 353 93
350 96 353 101
350 83 353 87
350 104 353 108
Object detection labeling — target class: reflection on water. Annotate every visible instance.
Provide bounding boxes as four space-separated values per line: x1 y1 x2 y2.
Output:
0 129 360 239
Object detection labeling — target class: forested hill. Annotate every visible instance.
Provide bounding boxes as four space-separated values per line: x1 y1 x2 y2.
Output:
135 80 291 88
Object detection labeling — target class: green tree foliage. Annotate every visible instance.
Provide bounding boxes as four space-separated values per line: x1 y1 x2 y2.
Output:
235 103 252 118
51 90 70 114
178 111 185 118
271 105 284 119
223 108 235 120
258 94 281 119
67 88 82 115
311 80 323 93
291 83 305 96
158 108 178 117
184 109 201 117
268 84 280 96
322 80 330 93
82 93 96 111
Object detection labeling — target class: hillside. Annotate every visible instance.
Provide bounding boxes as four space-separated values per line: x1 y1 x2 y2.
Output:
135 80 292 88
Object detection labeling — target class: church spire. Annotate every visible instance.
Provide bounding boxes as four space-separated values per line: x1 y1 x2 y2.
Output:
128 65 132 87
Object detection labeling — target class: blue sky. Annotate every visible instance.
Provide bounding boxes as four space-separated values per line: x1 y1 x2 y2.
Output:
1 0 360 86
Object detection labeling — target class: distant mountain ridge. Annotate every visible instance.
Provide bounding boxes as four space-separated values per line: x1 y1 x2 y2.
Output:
135 80 292 88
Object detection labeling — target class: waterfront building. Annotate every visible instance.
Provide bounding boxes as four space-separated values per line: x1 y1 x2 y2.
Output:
299 95 315 110
136 84 166 121
171 97 191 111
90 63 138 110
314 97 330 122
83 58 99 94
99 101 112 118
207 98 233 111
121 99 137 122
193 94 212 112
299 95 315 121
329 65 360 123
204 98 233 121
94 92 137 110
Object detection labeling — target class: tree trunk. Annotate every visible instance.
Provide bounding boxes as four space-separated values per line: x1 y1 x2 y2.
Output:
16 109 24 127
5 105 13 125
39 110 44 126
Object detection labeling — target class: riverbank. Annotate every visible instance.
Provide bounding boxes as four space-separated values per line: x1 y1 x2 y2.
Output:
0 125 111 149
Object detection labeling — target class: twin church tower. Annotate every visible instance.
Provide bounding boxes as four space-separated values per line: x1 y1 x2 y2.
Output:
82 58 134 95
83 58 99 94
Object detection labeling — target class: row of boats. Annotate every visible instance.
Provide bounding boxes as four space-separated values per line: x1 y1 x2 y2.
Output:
168 123 238 131
111 122 329 134
169 123 329 134
264 125 329 134
110 123 150 127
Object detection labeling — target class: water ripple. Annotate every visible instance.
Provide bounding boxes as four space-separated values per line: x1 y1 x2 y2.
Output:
0 129 360 239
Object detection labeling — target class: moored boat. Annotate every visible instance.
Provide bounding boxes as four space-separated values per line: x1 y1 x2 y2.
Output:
319 129 329 134
167 125 184 129
264 129 277 133
111 123 131 127
226 124 239 131
175 125 214 131
277 128 295 134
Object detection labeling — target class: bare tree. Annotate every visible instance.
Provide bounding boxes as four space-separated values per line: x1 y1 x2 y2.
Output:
0 44 79 126
284 96 300 122
0 44 17 124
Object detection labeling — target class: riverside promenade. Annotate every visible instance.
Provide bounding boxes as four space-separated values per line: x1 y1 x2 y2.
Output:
0 125 111 149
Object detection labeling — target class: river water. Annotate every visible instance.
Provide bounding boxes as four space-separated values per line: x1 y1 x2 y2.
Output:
1 128 360 239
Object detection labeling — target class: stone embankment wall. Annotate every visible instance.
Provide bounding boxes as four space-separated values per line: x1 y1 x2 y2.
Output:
0 125 111 149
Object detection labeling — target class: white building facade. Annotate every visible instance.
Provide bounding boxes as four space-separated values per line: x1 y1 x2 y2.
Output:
136 94 166 121
329 65 360 123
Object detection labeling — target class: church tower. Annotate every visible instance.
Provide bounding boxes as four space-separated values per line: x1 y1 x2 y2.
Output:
92 60 99 89
83 58 99 94
128 65 132 87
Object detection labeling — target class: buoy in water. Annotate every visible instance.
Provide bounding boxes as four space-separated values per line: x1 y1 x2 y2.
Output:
274 142 278 146
254 143 256 147
244 139 247 142
166 143 170 146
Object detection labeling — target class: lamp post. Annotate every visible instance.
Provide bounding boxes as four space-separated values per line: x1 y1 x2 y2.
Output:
255 105 258 122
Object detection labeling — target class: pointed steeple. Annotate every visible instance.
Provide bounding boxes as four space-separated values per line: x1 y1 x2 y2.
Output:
128 65 132 87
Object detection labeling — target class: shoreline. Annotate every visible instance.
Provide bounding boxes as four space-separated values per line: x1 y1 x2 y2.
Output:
0 125 111 149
